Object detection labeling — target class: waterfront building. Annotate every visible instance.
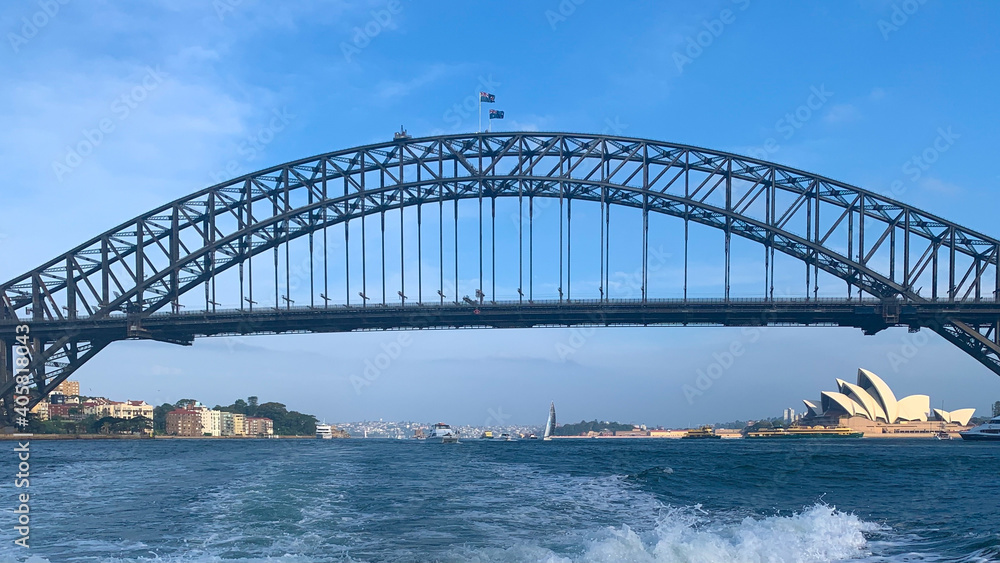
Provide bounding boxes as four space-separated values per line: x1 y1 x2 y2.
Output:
198 408 222 436
166 409 203 436
53 380 80 396
801 369 975 437
613 428 650 437
245 417 274 436
48 403 85 421
115 400 154 420
82 397 112 416
87 400 154 421
29 401 49 421
648 429 688 438
220 412 246 436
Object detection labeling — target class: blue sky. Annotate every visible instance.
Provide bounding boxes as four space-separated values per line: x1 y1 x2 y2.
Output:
2 0 999 427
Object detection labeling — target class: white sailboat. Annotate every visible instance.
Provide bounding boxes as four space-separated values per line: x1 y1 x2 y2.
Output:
543 402 556 440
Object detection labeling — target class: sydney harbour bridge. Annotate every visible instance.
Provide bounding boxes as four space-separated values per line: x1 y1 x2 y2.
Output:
2 132 999 422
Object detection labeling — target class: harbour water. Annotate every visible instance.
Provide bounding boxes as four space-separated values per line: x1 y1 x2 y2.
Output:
1 438 997 562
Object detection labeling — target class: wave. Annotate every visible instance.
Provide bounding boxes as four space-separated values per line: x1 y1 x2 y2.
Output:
451 504 891 563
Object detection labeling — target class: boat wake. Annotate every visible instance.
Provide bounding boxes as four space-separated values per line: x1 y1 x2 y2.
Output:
452 503 889 563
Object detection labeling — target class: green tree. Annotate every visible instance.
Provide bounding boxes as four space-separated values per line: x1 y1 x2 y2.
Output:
217 398 249 415
993 401 1000 417
247 396 259 417
253 402 317 436
153 403 175 432
130 416 152 434
554 419 634 436
174 399 199 409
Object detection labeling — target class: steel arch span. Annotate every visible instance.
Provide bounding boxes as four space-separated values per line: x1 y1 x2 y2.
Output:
2 132 999 421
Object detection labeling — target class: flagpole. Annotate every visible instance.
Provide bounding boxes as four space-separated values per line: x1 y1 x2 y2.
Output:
478 93 481 133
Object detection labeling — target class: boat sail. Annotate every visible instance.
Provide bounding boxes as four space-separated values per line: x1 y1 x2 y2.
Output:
543 402 556 440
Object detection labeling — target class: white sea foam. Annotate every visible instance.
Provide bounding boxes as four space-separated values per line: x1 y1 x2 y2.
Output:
453 504 889 563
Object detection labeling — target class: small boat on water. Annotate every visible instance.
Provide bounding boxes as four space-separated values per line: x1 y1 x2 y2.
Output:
543 402 556 441
682 426 721 439
427 422 459 443
959 416 1000 441
746 425 863 439
497 433 515 441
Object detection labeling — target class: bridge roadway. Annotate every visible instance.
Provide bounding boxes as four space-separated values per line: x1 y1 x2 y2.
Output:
3 298 999 344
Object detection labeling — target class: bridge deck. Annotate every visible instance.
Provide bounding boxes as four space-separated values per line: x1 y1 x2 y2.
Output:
4 299 998 342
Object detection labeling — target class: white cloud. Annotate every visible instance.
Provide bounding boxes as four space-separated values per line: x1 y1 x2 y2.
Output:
375 64 460 101
919 177 962 195
824 103 861 124
149 365 183 376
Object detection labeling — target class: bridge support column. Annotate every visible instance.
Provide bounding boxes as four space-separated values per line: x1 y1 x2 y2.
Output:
0 339 13 427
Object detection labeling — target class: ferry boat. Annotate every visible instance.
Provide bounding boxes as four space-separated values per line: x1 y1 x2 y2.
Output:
682 426 721 439
316 424 334 439
959 416 1000 441
746 425 863 439
427 422 459 443
480 430 495 439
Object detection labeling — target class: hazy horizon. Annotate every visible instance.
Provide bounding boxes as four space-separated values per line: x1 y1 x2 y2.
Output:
3 1 1000 428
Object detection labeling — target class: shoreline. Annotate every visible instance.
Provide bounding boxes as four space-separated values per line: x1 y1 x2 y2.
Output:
0 434 318 440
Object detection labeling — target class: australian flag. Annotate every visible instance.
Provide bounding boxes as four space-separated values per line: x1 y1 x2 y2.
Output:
489 109 504 119
480 92 495 103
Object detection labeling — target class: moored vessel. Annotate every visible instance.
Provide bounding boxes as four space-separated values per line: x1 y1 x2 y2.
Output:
959 416 1000 441
682 426 721 439
746 425 863 439
427 422 459 443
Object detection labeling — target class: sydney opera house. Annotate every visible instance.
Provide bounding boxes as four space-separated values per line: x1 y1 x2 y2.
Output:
800 369 975 437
